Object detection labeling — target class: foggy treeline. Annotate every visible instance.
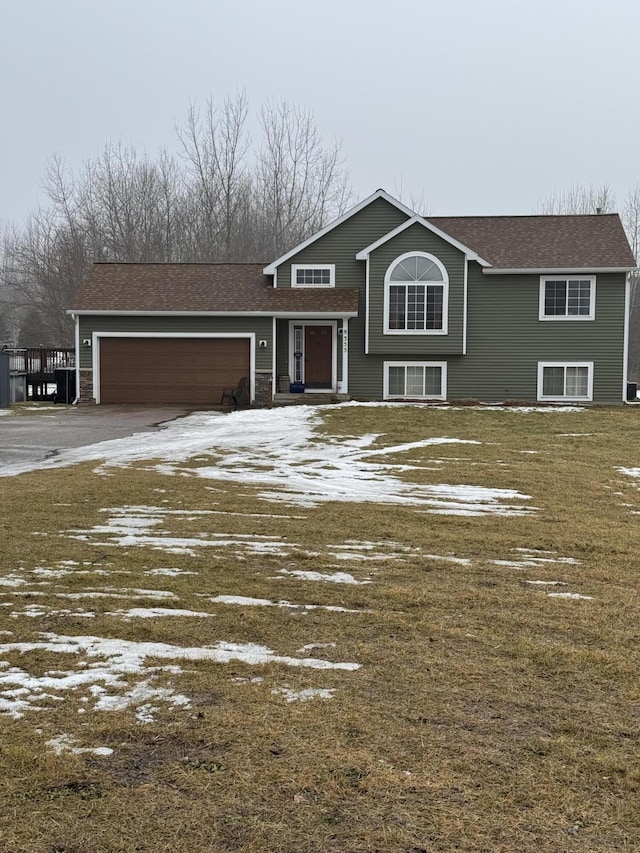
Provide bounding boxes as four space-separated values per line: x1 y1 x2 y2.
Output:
0 93 351 345
2 97 640 381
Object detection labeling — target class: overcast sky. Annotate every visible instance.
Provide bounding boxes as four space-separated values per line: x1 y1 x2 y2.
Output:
2 0 640 226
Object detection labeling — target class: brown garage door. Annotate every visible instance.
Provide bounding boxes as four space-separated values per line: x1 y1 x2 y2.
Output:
99 337 251 404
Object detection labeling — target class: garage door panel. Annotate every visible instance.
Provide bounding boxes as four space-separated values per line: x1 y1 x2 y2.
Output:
99 338 251 404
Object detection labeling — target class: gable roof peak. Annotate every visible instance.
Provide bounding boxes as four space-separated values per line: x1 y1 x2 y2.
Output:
262 189 415 275
355 214 491 266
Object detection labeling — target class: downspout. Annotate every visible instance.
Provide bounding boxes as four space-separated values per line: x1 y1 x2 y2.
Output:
364 257 370 354
72 313 80 405
623 272 631 402
272 316 277 402
463 258 468 355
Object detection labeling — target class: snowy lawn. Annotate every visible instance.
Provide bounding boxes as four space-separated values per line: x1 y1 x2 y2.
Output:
1 402 640 852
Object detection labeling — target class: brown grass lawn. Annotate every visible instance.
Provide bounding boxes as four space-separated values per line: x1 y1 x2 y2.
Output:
0 404 639 852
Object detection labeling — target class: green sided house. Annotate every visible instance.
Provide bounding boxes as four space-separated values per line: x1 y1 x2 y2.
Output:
68 189 637 406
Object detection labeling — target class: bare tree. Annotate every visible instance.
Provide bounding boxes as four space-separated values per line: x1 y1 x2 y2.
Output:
2 93 352 341
177 92 252 261
392 178 432 216
3 209 85 344
255 100 351 257
537 184 616 215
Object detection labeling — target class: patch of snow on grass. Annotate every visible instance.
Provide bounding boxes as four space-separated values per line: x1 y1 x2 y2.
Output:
547 592 593 600
59 587 177 601
432 405 584 413
494 549 578 569
0 575 27 587
0 633 360 718
107 607 213 619
272 686 335 702
424 554 472 565
0 406 534 516
92 680 191 719
210 595 362 613
297 642 337 652
145 568 198 577
67 505 290 556
524 580 568 586
325 539 418 563
275 569 370 585
620 467 640 479
12 605 96 619
47 733 113 756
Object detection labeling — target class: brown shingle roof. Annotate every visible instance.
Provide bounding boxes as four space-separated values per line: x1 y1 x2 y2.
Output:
427 214 636 270
70 263 359 314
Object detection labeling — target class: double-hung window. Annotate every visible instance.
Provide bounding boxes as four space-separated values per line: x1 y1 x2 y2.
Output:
384 361 447 400
537 362 593 402
385 253 448 334
539 276 595 320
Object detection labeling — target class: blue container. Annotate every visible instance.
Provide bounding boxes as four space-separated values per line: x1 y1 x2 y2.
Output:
289 382 305 394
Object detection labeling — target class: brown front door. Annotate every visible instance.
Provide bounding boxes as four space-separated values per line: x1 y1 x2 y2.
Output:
304 326 332 388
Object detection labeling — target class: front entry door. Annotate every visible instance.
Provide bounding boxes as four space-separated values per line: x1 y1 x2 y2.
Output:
304 325 332 388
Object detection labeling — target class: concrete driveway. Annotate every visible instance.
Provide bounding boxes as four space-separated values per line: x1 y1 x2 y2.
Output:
0 405 195 468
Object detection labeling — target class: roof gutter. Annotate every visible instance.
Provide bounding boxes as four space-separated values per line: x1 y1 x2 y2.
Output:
66 309 359 319
482 266 637 275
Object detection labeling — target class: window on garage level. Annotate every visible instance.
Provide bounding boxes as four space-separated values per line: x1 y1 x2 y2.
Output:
537 362 593 401
384 361 447 400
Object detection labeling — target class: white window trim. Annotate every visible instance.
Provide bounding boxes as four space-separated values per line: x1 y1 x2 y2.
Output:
539 275 596 321
383 361 447 401
383 251 449 335
537 361 594 402
291 264 335 288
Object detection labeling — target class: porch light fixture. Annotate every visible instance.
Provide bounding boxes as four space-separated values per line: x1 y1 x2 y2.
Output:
258 340 268 348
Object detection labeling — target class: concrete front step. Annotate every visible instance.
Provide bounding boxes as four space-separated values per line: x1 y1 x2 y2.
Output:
273 393 350 406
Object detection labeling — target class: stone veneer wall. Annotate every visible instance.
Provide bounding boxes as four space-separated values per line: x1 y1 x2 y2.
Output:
254 372 273 407
78 370 95 403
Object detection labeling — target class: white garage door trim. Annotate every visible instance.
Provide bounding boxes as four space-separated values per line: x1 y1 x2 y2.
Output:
92 332 256 404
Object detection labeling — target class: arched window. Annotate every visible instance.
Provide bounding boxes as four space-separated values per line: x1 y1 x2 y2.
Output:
384 252 448 334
